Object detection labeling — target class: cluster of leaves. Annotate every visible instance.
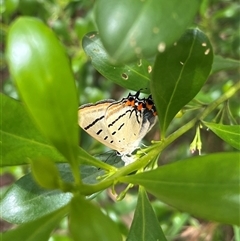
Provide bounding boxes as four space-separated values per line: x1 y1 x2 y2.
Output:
1 0 240 240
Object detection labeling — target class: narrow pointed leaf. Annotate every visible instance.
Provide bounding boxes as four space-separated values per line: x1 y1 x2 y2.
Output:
152 28 213 136
69 195 122 241
82 32 152 92
95 0 200 63
203 122 240 150
7 17 79 163
121 153 240 225
2 205 68 241
1 94 65 166
127 187 167 241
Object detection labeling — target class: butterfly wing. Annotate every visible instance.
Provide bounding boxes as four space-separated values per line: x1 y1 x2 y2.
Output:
78 100 121 150
137 108 157 141
105 101 144 155
78 93 158 158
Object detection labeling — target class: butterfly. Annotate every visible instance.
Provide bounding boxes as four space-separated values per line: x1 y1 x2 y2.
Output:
78 91 157 165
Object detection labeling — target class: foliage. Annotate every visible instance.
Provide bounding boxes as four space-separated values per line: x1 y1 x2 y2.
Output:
1 0 240 240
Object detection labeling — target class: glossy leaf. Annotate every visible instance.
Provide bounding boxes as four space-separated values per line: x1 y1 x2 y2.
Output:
0 163 107 224
0 94 65 166
6 17 79 163
0 173 72 224
95 0 200 63
2 205 68 241
211 55 240 74
127 187 167 241
120 152 240 225
82 32 153 92
69 195 122 241
151 28 213 136
203 122 240 150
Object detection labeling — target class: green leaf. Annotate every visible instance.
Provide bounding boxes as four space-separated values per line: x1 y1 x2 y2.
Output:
6 17 79 163
211 55 240 74
69 195 122 241
120 152 240 225
203 122 240 150
0 163 108 224
82 32 152 92
30 158 62 189
126 187 167 241
0 94 65 166
0 172 72 224
95 0 200 63
151 28 213 136
2 205 68 241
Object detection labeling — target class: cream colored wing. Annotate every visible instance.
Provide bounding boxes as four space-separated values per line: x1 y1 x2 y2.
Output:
78 100 120 151
137 108 158 141
78 96 157 156
105 101 144 155
106 101 158 155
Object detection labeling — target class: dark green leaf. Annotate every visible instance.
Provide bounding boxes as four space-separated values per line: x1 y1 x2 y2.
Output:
0 163 108 224
0 173 72 224
95 0 200 63
82 32 152 92
69 195 122 241
0 94 65 166
211 55 240 74
7 17 79 163
152 28 213 136
203 122 240 150
127 187 167 241
2 205 68 241
121 152 240 225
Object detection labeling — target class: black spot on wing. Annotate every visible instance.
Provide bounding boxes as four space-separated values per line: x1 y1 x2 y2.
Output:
118 123 124 130
96 129 102 135
84 115 104 130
